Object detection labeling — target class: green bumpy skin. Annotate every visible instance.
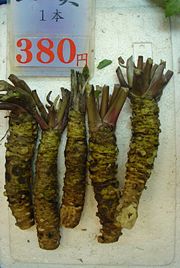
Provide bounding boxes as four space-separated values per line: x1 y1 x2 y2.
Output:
88 124 122 243
34 129 61 250
115 97 160 229
4 111 37 230
61 110 87 228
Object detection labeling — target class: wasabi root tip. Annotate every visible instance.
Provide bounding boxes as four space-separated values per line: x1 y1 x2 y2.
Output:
116 203 138 229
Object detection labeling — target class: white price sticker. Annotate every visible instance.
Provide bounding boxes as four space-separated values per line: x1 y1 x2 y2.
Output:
8 0 95 76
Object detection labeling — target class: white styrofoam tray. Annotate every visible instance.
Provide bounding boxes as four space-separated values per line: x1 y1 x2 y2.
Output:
0 1 180 267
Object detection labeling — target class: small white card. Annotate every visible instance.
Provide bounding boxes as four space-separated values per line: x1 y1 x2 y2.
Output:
8 0 95 76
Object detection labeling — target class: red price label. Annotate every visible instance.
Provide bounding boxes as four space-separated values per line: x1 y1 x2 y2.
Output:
15 37 88 67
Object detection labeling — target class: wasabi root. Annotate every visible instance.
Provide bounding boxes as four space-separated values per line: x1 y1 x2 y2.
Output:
115 56 173 229
60 69 87 228
86 83 128 243
0 80 38 230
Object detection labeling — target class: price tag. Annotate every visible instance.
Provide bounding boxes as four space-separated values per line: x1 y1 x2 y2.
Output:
8 0 95 76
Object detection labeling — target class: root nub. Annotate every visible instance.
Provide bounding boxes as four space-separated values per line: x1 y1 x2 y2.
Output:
61 205 82 228
116 203 138 229
98 224 122 243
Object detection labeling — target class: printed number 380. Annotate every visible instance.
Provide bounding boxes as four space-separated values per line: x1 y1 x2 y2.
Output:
16 38 76 64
